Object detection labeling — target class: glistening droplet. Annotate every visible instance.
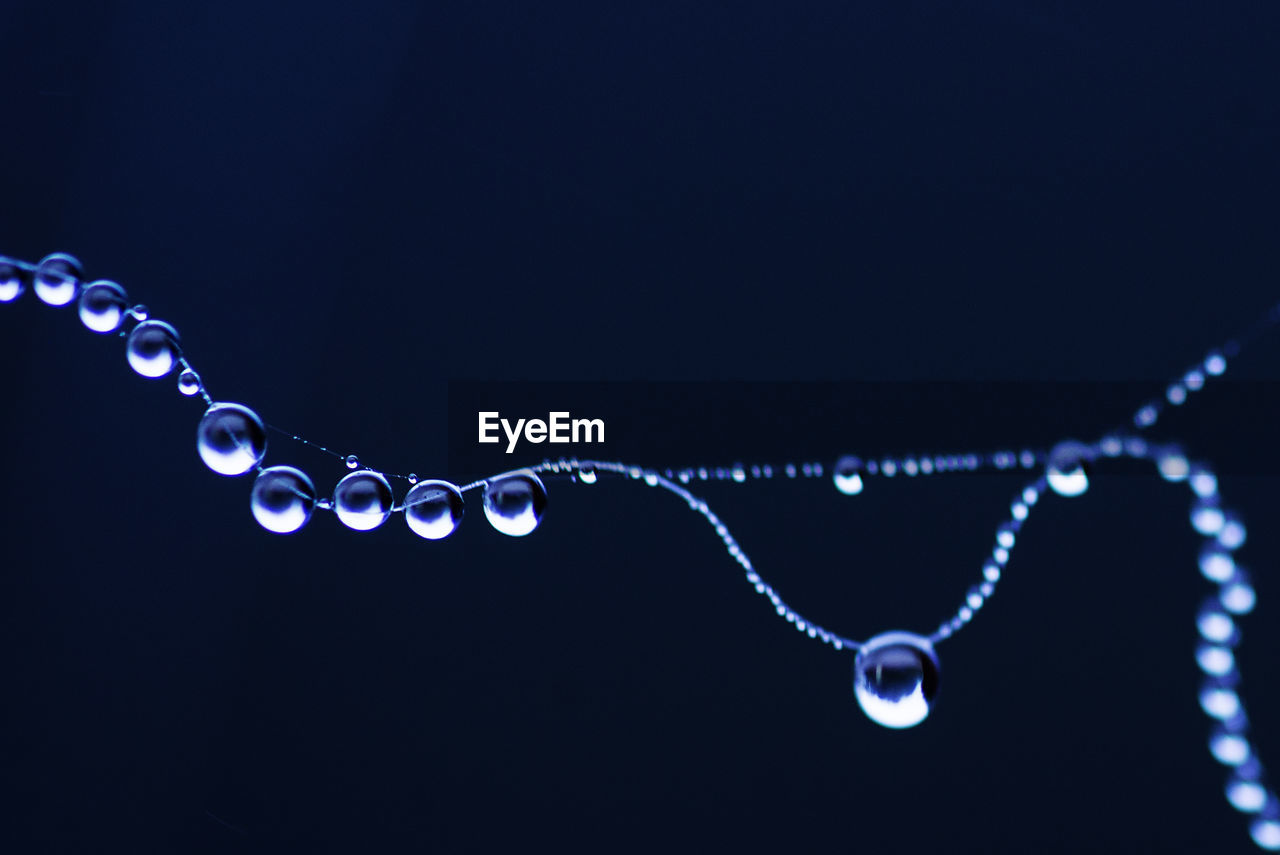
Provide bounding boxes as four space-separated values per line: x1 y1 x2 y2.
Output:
251 466 317 534
404 480 465 540
483 470 547 537
852 631 940 729
196 402 267 476
126 320 181 378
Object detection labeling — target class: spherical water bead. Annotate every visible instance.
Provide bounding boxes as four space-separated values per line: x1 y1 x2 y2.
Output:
576 466 598 485
1197 598 1239 645
483 470 548 537
833 455 864 496
1199 544 1237 583
344 454 360 470
1217 513 1247 550
1156 449 1189 482
196 403 267 476
177 368 202 396
1253 816 1280 851
1210 727 1252 766
1189 467 1218 498
1191 499 1226 536
126 320 181 378
334 470 393 531
250 466 317 534
1221 573 1257 615
1226 775 1269 813
33 252 82 306
852 632 940 729
1196 641 1236 677
1200 679 1243 720
0 259 28 302
1046 441 1091 497
77 280 129 333
404 480 465 540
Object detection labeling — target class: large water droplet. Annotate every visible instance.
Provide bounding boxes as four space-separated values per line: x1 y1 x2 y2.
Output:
77 280 129 333
833 455 864 495
33 253 82 306
404 480 465 540
334 470 393 531
0 259 28 302
196 402 267 476
251 466 317 534
1046 441 1091 497
853 631 940 729
483 470 547 537
126 320 181 378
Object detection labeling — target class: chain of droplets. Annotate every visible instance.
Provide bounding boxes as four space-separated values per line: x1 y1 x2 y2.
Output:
5 252 1279 849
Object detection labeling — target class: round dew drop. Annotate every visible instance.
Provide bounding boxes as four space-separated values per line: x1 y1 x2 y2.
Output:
77 280 129 333
33 253 82 307
483 470 548 537
333 470 394 531
251 466 317 534
853 631 941 729
0 260 27 302
404 480 465 540
833 455 864 495
126 320 182 378
1046 440 1091 497
196 402 267 476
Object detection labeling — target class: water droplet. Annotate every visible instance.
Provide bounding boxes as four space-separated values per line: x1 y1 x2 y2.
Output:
1226 775 1268 813
1210 727 1252 766
1156 450 1189 482
250 466 317 534
833 455 864 496
1221 573 1256 615
128 304 149 321
1199 544 1236 583
177 369 202 397
196 402 267 476
1197 598 1238 645
126 320 181 378
404 480 465 540
0 260 28 302
853 632 940 729
333 470 393 531
77 280 129 333
344 454 360 470
483 470 547 537
576 466 597 484
1251 817 1280 850
1195 641 1236 677
407 473 418 484
1199 679 1241 720
1191 499 1225 535
1046 441 1091 497
1217 512 1247 550
33 253 82 306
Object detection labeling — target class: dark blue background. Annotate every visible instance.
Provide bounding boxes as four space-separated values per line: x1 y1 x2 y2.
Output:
3 1 1280 852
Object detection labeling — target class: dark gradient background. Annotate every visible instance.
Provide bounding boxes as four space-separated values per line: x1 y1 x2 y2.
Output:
3 2 1280 852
